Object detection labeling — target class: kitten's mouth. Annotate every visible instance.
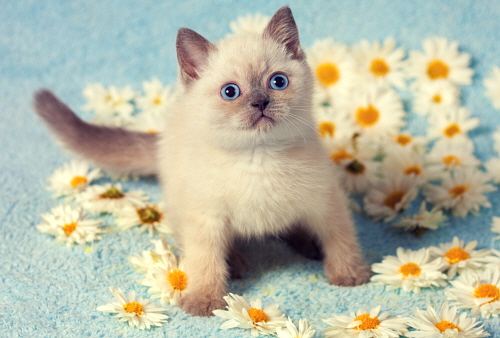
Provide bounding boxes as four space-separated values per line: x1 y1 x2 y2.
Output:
251 114 275 129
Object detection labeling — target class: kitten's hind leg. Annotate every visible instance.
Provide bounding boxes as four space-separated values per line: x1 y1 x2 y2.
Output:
226 245 249 279
279 224 324 261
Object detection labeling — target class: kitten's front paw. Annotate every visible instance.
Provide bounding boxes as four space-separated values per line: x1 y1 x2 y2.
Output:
326 261 372 286
179 291 226 317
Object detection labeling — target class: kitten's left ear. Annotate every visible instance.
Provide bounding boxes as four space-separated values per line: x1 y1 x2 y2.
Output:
176 28 216 83
263 6 304 61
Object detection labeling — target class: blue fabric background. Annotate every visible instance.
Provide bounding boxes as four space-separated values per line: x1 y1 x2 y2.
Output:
2 1 500 337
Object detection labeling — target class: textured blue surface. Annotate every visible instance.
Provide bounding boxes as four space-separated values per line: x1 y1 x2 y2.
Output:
2 1 500 337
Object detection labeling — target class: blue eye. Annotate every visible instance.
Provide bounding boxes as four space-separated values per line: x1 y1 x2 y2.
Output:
269 73 289 90
221 83 241 100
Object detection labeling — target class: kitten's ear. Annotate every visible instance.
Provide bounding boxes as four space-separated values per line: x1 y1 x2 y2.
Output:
176 28 215 83
263 6 304 61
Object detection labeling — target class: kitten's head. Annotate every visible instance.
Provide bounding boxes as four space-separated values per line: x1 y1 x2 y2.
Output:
176 6 315 149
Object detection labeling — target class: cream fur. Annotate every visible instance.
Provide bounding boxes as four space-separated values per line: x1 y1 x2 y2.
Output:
159 23 371 316
35 7 372 317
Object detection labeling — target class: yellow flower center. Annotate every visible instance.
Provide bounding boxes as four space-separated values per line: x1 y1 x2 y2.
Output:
70 176 88 188
331 150 353 163
137 206 162 224
444 123 461 138
248 308 269 323
113 98 125 107
316 63 340 86
62 222 77 236
153 97 162 105
355 105 379 127
99 186 125 199
474 284 500 302
442 155 461 166
427 60 450 80
403 165 422 176
396 134 412 146
450 185 467 198
435 320 461 332
346 160 366 175
146 129 159 134
445 247 470 264
123 302 144 316
432 94 443 103
370 58 390 77
318 121 335 138
353 313 380 330
383 191 405 209
399 262 422 278
168 270 188 291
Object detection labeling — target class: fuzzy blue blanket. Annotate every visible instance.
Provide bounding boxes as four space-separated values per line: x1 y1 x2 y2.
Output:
2 1 500 337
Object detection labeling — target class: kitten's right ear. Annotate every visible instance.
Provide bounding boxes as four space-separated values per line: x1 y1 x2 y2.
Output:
176 28 215 83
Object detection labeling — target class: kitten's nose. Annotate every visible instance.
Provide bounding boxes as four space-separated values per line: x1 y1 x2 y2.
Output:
252 99 270 112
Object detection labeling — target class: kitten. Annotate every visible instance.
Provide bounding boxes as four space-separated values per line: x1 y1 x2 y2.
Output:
34 6 372 316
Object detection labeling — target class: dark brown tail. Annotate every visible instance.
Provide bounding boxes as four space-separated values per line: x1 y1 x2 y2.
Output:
34 90 158 176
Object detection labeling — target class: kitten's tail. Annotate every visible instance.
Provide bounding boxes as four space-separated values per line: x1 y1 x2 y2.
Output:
33 90 158 176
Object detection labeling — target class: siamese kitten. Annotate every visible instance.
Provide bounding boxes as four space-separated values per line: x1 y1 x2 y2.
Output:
34 7 371 316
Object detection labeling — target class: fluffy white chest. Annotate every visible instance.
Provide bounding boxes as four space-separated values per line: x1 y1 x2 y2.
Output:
216 148 325 237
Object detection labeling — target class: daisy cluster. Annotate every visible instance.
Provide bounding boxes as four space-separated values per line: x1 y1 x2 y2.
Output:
32 11 500 337
37 159 172 247
306 33 500 230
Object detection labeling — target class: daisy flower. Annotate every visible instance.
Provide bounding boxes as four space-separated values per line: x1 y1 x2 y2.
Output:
380 132 428 157
382 150 428 184
115 203 172 236
76 183 149 216
228 13 270 36
213 293 287 337
325 135 380 194
391 201 447 236
314 105 358 140
128 237 175 274
429 237 492 279
407 302 490 338
46 160 102 199
424 168 496 218
140 254 187 306
351 37 407 89
363 173 419 222
322 305 409 337
371 247 448 293
127 111 164 134
83 83 136 126
484 65 500 109
338 157 380 195
276 318 316 338
96 287 168 329
425 138 480 180
36 204 103 247
483 250 500 269
427 107 479 143
406 37 473 86
339 85 405 139
135 78 174 116
412 80 460 117
306 38 356 106
492 216 500 240
445 267 500 318
484 157 500 184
